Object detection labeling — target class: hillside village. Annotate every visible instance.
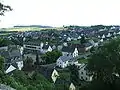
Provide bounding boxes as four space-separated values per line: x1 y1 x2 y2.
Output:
0 25 120 89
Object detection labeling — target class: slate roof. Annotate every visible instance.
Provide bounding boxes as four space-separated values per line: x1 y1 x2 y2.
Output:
59 55 75 62
38 63 56 82
0 51 10 59
10 50 21 57
42 45 49 49
84 42 93 47
62 46 75 53
4 62 18 70
0 48 22 64
24 41 41 46
62 44 85 53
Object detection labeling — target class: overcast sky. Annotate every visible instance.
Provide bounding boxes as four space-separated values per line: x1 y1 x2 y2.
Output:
0 0 120 28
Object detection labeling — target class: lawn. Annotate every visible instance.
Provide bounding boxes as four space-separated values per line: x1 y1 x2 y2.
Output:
78 59 88 63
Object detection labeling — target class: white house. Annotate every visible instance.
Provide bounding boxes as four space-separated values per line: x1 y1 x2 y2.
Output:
106 33 111 38
100 39 103 42
56 55 78 68
69 83 76 90
102 34 105 39
47 46 52 52
5 60 24 74
40 42 44 49
16 61 24 70
85 46 93 51
0 46 8 51
93 42 99 47
5 65 16 74
63 42 68 46
72 48 78 57
67 37 71 41
51 69 59 83
98 35 101 38
20 47 24 55
23 44 41 51
113 32 116 35
78 36 82 39
42 45 53 53
117 32 120 35
77 64 93 81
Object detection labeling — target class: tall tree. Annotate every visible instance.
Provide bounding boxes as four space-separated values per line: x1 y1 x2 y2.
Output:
81 35 86 44
41 50 62 64
68 64 80 86
34 51 40 65
0 56 4 70
87 38 120 90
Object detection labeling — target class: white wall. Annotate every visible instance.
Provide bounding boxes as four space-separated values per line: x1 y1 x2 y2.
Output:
56 58 68 68
78 64 92 81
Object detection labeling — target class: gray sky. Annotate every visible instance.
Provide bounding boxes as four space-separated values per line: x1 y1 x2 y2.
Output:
0 0 120 28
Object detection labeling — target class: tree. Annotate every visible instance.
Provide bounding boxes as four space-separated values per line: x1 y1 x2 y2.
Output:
0 56 4 70
41 50 62 64
32 72 53 90
34 51 40 65
0 2 12 16
80 35 86 44
87 38 120 90
0 38 14 47
12 70 29 85
68 64 80 86
23 57 34 71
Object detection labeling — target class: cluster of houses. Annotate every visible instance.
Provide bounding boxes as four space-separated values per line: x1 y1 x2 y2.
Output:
0 26 120 85
0 45 24 74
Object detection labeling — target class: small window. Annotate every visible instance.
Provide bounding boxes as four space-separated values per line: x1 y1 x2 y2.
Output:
85 77 88 80
81 76 83 80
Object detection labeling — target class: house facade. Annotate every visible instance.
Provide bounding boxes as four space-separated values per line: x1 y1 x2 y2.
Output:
77 64 93 81
56 55 78 68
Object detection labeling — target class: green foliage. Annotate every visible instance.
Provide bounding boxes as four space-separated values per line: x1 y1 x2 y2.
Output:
12 70 29 85
0 38 13 47
34 52 40 65
87 38 120 90
23 57 34 71
11 70 53 90
78 59 88 63
41 50 62 64
0 56 4 70
80 36 86 44
68 64 80 86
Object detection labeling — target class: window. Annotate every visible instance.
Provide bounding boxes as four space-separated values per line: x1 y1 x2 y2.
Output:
85 77 88 80
81 76 83 80
81 72 83 74
26 46 36 49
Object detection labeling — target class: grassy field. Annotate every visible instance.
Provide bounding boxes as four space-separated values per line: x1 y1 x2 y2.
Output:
0 27 64 32
78 59 88 63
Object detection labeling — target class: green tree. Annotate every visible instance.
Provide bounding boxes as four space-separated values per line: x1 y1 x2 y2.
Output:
34 51 40 65
87 38 120 90
80 35 86 44
0 38 14 47
12 70 29 85
23 57 34 71
41 50 62 64
68 64 80 86
0 56 4 70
